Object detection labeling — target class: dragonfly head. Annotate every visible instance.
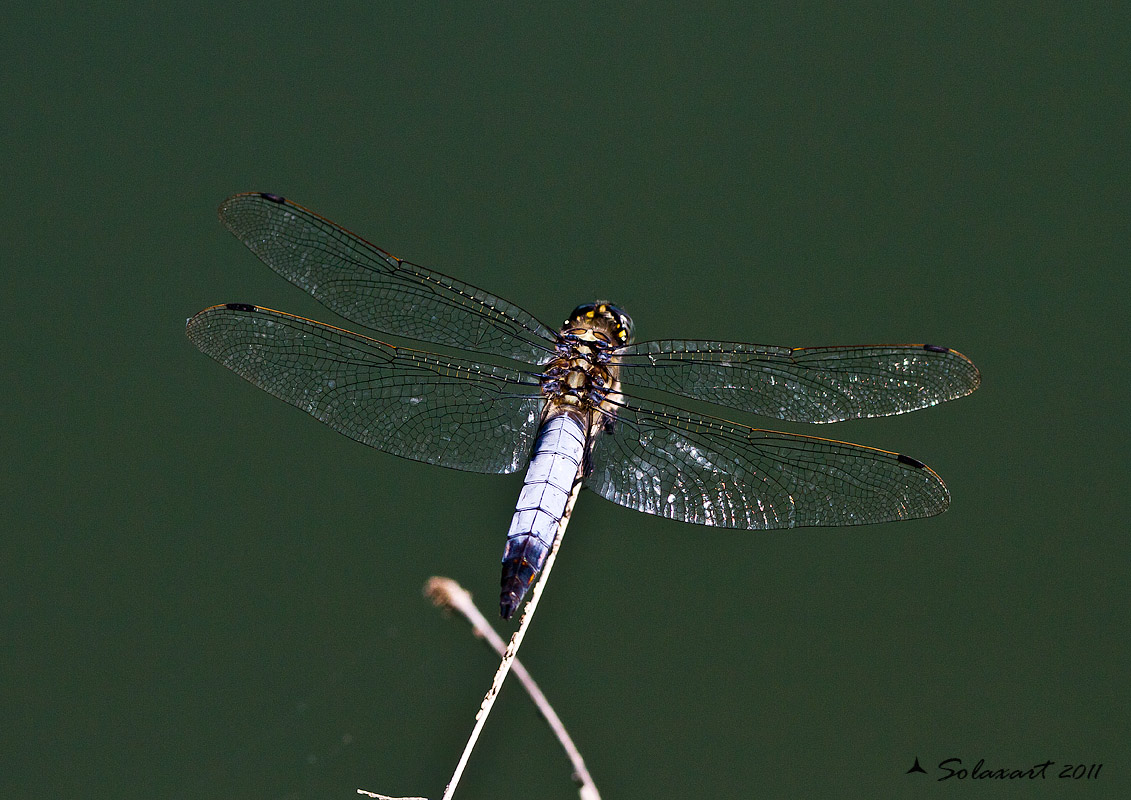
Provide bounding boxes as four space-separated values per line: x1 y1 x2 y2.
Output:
567 301 635 346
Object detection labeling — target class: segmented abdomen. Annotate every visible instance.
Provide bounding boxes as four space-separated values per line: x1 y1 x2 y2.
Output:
499 414 587 618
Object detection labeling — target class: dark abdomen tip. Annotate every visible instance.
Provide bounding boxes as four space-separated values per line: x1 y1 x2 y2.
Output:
499 586 521 620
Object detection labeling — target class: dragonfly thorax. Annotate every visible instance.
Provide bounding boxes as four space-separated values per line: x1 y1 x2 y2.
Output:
539 304 630 426
540 354 614 408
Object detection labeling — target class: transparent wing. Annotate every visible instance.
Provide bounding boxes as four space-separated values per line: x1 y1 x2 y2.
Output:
614 340 980 423
586 394 949 529
218 192 559 363
186 304 545 474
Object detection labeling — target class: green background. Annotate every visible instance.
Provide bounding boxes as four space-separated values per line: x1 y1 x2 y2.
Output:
4 4 1127 798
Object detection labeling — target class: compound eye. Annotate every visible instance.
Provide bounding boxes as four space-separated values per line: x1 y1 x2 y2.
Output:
615 317 634 343
568 303 596 324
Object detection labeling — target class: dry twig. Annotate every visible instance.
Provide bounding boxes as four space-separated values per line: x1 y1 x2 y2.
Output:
426 576 600 799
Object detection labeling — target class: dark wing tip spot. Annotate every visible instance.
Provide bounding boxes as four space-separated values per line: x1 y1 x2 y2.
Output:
225 303 258 312
897 453 927 469
923 344 950 353
258 192 286 204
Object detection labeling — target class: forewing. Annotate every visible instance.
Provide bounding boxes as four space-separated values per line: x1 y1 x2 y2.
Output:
186 304 545 474
586 395 949 529
615 340 980 423
218 193 558 363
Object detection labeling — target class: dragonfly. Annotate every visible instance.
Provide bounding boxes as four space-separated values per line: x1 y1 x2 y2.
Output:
187 193 980 619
